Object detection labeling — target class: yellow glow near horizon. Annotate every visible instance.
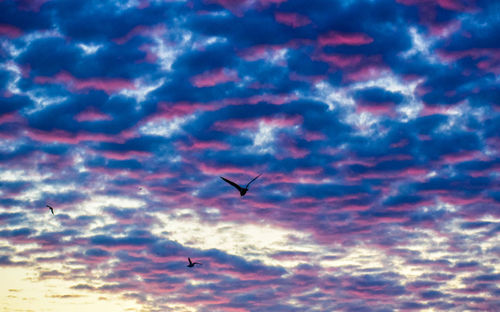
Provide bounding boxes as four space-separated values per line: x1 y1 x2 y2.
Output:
0 267 142 312
151 209 320 268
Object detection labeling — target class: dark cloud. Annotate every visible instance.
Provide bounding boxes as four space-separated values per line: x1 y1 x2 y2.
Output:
0 255 28 266
420 290 446 300
0 227 33 237
90 234 156 247
85 248 110 258
354 87 404 105
17 37 80 76
0 95 32 115
0 0 52 32
51 0 184 41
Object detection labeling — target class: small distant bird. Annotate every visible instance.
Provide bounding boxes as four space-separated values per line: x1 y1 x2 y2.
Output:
46 204 54 215
220 174 261 196
187 257 201 267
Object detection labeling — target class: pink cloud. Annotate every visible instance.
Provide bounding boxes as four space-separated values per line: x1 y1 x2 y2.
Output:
276 134 310 159
391 139 409 148
247 81 276 89
437 194 485 206
397 0 476 11
34 71 136 94
190 68 239 87
419 103 467 116
356 102 396 116
74 108 112 122
150 101 219 120
113 24 165 44
344 64 389 82
295 167 323 176
318 31 373 46
0 112 24 124
438 48 500 74
137 0 150 9
274 12 311 28
238 45 288 62
102 151 152 160
88 165 143 180
439 151 484 164
406 282 438 292
267 174 323 185
477 59 500 75
26 129 135 144
244 93 297 105
384 199 435 212
17 0 51 12
258 0 287 5
428 19 462 36
152 94 294 121
289 71 326 83
178 140 230 151
313 53 363 68
397 0 475 30
280 144 309 159
211 119 257 131
137 44 158 63
199 163 260 176
0 24 22 38
437 48 499 62
302 131 326 142
334 158 375 168
264 168 327 185
203 0 287 16
345 167 428 182
144 172 175 180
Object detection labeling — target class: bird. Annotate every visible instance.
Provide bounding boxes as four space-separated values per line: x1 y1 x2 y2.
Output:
46 204 54 215
220 174 261 197
187 257 201 267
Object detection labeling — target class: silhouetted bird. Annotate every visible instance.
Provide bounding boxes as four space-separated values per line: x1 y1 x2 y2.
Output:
47 204 54 215
187 257 201 267
220 174 261 196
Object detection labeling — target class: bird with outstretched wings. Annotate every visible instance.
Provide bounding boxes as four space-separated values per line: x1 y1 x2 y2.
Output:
187 257 201 267
220 174 261 196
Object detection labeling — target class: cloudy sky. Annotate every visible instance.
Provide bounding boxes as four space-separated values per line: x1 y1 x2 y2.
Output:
1 0 499 311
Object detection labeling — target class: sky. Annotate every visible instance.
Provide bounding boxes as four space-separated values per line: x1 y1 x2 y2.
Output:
0 0 499 311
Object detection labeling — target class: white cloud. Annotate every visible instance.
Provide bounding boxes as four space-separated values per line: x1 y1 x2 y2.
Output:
151 209 319 268
247 121 278 154
119 78 165 103
1 62 67 114
78 43 102 55
138 115 194 137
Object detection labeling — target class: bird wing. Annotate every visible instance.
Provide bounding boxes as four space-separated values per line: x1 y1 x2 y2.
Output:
246 174 261 188
46 205 52 208
188 257 192 265
220 177 243 191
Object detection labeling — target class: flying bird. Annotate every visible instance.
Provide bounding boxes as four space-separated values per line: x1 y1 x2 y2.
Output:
220 174 261 196
46 204 54 215
187 257 201 267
